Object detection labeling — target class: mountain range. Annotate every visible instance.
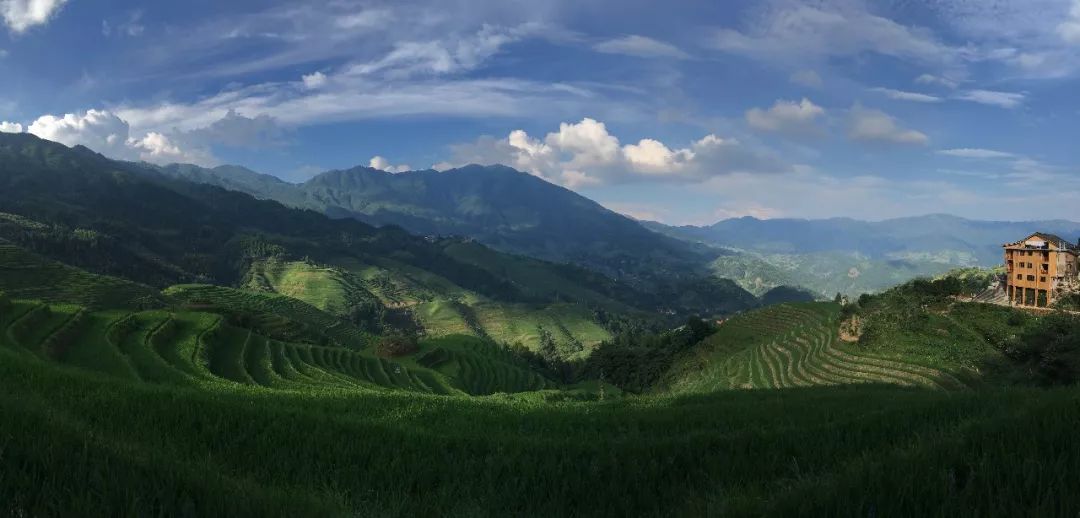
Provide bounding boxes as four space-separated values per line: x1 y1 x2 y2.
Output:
647 216 1080 297
151 158 1080 300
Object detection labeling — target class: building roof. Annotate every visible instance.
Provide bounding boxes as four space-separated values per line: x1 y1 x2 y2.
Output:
1004 232 1080 252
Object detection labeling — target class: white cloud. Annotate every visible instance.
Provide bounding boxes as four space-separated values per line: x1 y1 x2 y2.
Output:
343 23 538 79
369 156 411 173
847 104 928 145
102 10 145 37
441 118 791 188
937 148 1017 159
302 71 328 89
745 98 826 135
915 74 959 89
592 35 689 59
0 121 21 133
335 9 393 30
871 87 942 103
26 109 217 165
545 118 621 167
789 69 823 88
1 0 67 33
1057 0 1080 43
28 110 133 156
709 3 958 67
953 89 1026 108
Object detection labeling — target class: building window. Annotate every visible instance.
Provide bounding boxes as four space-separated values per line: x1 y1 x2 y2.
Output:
1025 288 1036 306
1040 277 1046 283
1027 275 1036 281
1017 274 1023 280
1042 263 1049 272
1038 290 1048 307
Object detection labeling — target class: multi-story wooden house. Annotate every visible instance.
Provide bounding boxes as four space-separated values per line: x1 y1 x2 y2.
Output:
1003 233 1079 308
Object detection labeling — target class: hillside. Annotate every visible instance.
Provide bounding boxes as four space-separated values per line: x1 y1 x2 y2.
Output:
1 133 753 353
155 162 737 290
6 293 1080 516
655 271 1080 396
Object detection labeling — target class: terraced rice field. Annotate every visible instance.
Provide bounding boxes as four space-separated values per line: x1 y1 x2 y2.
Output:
164 284 373 349
668 303 967 393
0 297 461 395
417 336 554 394
0 243 162 309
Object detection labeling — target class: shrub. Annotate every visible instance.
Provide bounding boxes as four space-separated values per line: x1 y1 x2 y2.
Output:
375 333 419 358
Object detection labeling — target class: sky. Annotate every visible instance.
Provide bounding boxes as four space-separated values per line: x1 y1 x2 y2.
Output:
1 0 1079 225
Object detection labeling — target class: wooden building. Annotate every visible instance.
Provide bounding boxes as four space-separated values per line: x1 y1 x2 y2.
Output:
1003 233 1079 308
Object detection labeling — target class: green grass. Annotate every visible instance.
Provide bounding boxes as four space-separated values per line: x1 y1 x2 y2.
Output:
4 344 1080 516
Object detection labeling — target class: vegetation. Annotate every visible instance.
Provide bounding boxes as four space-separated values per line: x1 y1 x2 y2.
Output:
5 133 1080 516
7 338 1080 516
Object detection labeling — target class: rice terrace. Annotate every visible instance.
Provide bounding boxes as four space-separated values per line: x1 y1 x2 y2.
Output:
3 0 1080 516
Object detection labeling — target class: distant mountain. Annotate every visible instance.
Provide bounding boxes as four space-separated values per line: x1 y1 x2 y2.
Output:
648 215 1080 298
652 215 1080 264
157 163 725 288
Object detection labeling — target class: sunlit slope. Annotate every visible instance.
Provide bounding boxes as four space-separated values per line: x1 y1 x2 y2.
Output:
661 302 967 393
245 256 613 353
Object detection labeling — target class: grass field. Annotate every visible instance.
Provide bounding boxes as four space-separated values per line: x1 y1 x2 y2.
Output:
4 340 1080 516
661 302 967 393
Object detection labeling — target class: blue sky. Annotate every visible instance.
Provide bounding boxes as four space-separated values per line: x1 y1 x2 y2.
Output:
1 0 1079 224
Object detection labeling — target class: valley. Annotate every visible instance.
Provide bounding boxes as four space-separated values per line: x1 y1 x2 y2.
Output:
2 133 1080 516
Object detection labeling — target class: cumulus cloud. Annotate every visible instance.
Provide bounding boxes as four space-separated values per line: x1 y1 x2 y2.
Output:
745 98 826 135
870 87 942 103
369 156 411 173
789 69 823 88
442 118 791 189
0 121 21 133
302 71 328 89
953 89 1026 108
24 108 248 165
847 104 928 145
28 110 133 156
592 35 690 59
185 109 285 149
1 0 67 33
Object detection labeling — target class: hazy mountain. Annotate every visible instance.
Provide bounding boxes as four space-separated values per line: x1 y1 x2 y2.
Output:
652 215 1080 264
648 215 1080 298
158 162 731 290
